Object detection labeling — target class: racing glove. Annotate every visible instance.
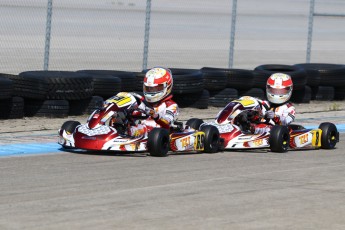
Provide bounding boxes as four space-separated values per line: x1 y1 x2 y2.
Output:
144 106 159 119
265 110 275 119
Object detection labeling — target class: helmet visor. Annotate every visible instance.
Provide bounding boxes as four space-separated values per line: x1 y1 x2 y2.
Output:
144 84 164 93
267 85 291 96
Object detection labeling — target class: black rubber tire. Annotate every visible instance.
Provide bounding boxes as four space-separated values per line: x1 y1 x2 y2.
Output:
0 97 24 119
186 118 204 130
77 70 136 92
69 96 104 116
200 67 254 90
200 67 228 90
269 125 290 153
239 88 265 100
25 99 69 118
173 90 209 109
311 86 335 101
292 67 321 87
225 69 255 90
135 71 146 91
319 122 338 149
209 88 238 107
169 68 204 94
147 128 170 157
61 120 81 134
19 71 94 100
334 86 345 100
293 63 345 87
290 85 312 103
75 72 121 98
201 125 220 153
0 76 13 99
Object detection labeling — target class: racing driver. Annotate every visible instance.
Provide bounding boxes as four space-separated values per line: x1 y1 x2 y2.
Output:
250 73 296 134
128 67 179 137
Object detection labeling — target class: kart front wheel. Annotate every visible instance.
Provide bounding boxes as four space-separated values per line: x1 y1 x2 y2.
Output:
269 125 290 153
148 128 170 157
61 120 81 134
201 125 220 153
319 122 339 149
186 118 204 130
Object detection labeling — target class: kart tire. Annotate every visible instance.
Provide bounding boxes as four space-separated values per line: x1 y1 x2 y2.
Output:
319 122 338 149
61 120 81 134
201 125 220 153
186 118 204 130
148 128 170 157
269 125 290 153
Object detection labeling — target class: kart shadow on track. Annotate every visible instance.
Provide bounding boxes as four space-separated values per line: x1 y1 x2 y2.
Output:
58 147 149 157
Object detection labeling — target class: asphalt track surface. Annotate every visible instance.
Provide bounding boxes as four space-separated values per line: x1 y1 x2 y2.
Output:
0 125 344 229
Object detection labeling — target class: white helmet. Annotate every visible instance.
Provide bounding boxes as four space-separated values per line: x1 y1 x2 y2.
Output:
143 67 173 103
266 73 293 105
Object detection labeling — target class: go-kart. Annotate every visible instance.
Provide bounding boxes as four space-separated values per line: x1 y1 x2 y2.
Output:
187 96 339 153
58 92 221 157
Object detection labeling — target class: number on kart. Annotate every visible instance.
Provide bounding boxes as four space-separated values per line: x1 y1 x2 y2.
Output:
194 132 205 151
181 136 191 148
107 94 132 107
299 133 308 145
311 130 321 147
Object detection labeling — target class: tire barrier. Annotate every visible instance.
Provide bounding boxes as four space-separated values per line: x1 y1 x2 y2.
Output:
24 99 69 118
169 68 204 94
69 96 104 116
75 72 121 98
173 90 209 109
77 70 136 92
0 75 13 99
209 88 239 107
254 64 308 90
239 88 265 100
0 63 344 119
19 71 94 100
0 96 24 119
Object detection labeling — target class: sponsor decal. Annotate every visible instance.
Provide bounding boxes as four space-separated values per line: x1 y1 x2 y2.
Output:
81 136 97 140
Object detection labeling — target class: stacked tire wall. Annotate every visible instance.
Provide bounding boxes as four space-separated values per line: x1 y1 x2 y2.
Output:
0 63 344 119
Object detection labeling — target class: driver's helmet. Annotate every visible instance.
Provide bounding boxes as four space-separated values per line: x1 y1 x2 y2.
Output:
266 73 293 105
143 67 173 103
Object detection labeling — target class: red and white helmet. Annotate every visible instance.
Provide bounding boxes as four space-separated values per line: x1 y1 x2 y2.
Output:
143 67 173 103
266 73 293 105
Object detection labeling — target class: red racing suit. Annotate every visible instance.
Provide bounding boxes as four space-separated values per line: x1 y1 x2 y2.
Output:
129 95 179 137
251 100 296 134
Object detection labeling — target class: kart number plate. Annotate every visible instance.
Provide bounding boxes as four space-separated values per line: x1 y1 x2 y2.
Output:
311 129 322 147
194 132 205 151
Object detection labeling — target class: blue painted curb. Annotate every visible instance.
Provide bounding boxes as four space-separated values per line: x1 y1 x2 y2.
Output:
0 143 61 157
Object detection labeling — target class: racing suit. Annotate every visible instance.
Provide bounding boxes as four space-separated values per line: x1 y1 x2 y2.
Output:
128 95 179 137
251 101 296 134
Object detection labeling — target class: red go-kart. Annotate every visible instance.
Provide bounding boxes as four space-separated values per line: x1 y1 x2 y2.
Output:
58 92 222 156
186 96 339 153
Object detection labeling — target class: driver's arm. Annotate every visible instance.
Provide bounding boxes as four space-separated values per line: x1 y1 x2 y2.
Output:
155 102 179 129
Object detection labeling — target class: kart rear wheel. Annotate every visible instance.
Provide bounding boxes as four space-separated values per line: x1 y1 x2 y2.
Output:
61 120 81 134
201 125 220 153
148 128 170 157
319 122 338 149
269 125 290 153
186 118 204 130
